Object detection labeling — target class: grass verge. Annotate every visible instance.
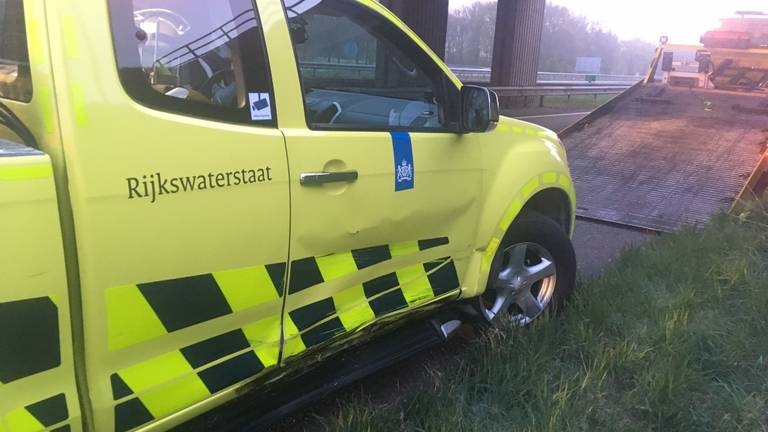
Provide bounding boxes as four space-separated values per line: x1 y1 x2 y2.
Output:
327 204 768 432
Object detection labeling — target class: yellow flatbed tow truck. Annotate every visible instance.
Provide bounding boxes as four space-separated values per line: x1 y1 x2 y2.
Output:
0 0 577 431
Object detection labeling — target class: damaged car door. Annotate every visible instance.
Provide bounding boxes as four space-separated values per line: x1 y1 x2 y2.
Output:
270 0 484 361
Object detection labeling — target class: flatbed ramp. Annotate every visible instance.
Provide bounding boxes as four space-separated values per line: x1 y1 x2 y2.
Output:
562 84 768 232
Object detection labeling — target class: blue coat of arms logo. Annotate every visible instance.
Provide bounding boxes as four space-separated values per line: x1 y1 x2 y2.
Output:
391 132 415 192
396 159 414 183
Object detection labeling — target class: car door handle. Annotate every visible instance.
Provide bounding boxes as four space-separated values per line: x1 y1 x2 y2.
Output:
300 171 359 186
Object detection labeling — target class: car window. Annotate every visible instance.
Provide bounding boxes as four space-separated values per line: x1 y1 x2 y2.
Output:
283 0 458 132
0 0 32 102
109 0 276 125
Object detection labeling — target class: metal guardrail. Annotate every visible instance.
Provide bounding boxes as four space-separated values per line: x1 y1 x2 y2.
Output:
489 85 633 97
299 62 641 85
490 84 635 108
449 66 640 84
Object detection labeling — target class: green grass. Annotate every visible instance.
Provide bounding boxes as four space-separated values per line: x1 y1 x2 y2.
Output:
327 203 768 432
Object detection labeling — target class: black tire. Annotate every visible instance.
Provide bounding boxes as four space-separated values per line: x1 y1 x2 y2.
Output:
481 211 577 325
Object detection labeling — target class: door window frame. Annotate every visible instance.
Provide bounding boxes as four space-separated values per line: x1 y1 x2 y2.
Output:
282 0 462 134
107 0 279 127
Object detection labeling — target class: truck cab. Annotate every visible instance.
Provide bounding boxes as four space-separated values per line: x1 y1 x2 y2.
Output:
0 0 576 431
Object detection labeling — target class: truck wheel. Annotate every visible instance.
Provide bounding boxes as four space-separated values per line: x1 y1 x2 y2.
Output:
481 212 576 326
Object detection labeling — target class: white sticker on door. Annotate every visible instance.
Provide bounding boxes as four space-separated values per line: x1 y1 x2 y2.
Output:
249 93 272 121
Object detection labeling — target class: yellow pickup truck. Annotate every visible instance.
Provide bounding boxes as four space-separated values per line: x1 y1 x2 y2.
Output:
0 0 576 430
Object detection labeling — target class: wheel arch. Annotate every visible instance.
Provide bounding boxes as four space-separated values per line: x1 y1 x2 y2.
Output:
462 178 575 300
517 187 574 236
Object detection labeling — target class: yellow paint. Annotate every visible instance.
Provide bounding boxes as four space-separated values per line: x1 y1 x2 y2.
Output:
69 82 87 128
499 198 523 230
390 242 434 305
36 85 56 135
482 237 501 272
559 174 573 190
281 317 306 359
61 16 80 60
26 19 43 68
333 285 375 330
242 315 282 367
117 352 209 419
389 241 420 257
315 252 379 330
0 164 52 181
522 176 541 199
543 172 557 185
397 265 433 305
106 285 167 351
316 253 359 282
5 407 43 432
214 266 279 312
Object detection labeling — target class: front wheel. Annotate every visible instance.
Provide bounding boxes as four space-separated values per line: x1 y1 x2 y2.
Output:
481 212 577 326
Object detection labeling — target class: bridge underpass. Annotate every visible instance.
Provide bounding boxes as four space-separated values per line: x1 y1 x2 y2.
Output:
381 0 546 86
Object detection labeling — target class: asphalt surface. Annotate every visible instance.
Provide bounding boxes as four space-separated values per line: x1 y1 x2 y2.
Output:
571 219 654 276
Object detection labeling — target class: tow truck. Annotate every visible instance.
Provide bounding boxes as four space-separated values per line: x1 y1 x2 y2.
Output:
562 12 768 232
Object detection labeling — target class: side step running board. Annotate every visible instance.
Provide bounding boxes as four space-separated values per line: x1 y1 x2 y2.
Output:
176 315 463 431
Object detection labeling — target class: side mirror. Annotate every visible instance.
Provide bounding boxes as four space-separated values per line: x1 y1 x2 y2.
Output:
460 85 500 133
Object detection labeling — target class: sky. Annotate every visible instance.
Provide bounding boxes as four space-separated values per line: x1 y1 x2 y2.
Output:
449 0 767 44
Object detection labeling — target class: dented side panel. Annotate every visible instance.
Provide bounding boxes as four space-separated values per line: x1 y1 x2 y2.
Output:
259 0 486 361
462 117 576 299
278 129 484 361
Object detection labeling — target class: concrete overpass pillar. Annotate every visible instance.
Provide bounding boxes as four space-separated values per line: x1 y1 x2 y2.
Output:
491 0 546 86
380 0 449 59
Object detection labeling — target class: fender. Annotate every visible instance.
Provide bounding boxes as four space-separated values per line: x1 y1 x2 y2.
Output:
461 117 576 299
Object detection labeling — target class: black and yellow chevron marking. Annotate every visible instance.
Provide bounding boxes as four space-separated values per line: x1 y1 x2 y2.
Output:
107 238 454 351
3 393 70 432
287 238 460 349
111 328 266 432
289 298 346 348
108 237 458 430
0 297 61 384
107 262 286 351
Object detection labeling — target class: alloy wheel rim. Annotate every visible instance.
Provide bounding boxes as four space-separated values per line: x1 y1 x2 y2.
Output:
483 242 557 326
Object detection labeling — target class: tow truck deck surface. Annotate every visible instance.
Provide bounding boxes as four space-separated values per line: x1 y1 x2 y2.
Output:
562 83 768 232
